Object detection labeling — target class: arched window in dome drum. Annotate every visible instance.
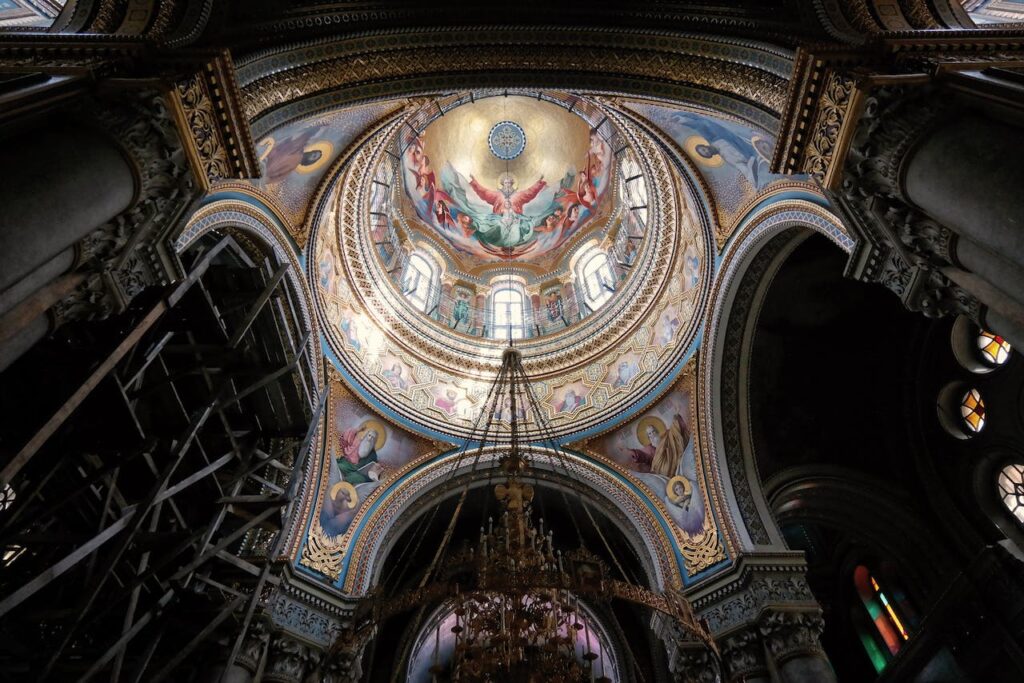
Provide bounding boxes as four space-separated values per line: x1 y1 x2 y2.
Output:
576 247 615 312
618 152 648 228
403 252 439 314
998 463 1024 525
490 286 527 341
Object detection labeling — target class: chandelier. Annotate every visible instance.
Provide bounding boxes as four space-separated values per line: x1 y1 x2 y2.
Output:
340 347 720 682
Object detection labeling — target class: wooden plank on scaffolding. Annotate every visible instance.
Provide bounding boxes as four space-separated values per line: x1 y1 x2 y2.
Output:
227 262 290 348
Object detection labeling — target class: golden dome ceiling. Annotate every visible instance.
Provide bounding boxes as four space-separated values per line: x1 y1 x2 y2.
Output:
400 95 615 270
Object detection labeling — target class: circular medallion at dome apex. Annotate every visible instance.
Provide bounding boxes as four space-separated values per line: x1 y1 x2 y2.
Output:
488 120 526 160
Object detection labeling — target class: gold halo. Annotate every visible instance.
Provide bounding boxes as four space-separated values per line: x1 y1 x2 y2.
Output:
257 136 275 163
636 415 667 446
497 171 517 190
751 134 773 165
683 135 724 168
296 140 335 174
330 481 358 509
359 419 388 450
666 475 693 505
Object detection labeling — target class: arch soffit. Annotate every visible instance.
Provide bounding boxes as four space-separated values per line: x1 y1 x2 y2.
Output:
697 195 853 553
766 463 957 597
175 190 325 393
316 448 686 597
234 27 794 138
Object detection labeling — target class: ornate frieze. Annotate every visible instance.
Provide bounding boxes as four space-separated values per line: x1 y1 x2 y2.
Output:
169 52 260 190
835 85 980 321
235 28 792 137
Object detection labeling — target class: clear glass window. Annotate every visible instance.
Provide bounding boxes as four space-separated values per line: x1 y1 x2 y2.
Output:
491 287 526 340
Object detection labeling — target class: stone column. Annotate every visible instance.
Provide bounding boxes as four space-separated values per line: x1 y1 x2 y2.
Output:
903 113 1024 271
760 611 837 683
721 626 770 683
833 84 1024 347
0 123 136 294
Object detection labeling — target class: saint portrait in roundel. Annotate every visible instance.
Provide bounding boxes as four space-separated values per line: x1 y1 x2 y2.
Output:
336 419 387 484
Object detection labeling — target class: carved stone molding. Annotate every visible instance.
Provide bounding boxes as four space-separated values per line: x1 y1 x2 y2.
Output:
759 610 828 663
835 85 981 322
688 553 819 636
720 625 768 681
51 90 197 327
169 51 260 190
651 611 723 683
263 631 320 683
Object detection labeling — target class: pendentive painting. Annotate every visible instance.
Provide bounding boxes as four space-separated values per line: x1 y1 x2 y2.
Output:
622 101 788 230
585 364 722 569
317 375 435 540
252 101 404 229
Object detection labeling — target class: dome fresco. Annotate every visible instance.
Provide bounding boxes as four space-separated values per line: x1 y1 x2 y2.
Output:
400 95 614 269
312 91 711 442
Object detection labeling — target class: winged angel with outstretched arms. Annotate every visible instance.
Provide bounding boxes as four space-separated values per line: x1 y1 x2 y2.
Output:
440 164 560 249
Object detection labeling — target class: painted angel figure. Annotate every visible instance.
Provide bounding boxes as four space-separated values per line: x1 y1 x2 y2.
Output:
441 165 559 249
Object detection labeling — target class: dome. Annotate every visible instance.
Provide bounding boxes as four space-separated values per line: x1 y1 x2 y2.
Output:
402 95 613 270
313 90 707 440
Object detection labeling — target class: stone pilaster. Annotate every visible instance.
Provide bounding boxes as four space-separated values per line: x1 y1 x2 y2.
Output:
688 553 835 683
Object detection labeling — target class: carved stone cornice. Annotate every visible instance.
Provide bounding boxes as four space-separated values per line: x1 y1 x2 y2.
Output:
234 27 793 135
687 552 819 637
773 34 1024 185
168 50 261 190
833 84 980 322
51 89 198 327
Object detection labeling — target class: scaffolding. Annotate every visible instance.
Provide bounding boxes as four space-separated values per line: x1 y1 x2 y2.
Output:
0 234 320 682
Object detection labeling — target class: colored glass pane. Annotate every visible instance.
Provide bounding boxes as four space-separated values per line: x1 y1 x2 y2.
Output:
959 388 986 433
998 463 1024 525
977 331 1012 365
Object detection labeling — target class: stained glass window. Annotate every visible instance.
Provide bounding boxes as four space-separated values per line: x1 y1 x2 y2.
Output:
854 565 917 673
977 331 1012 366
998 464 1024 525
0 483 14 511
959 388 986 433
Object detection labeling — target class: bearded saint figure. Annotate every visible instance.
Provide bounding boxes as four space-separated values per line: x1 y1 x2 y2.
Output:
627 414 689 477
336 421 385 484
440 164 556 250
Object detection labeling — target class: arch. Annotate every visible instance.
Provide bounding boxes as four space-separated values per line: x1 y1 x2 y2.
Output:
327 447 688 596
766 464 955 599
235 28 794 138
698 195 853 551
488 283 528 340
176 196 321 384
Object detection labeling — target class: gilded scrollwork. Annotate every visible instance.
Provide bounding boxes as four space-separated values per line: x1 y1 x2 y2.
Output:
238 30 790 130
